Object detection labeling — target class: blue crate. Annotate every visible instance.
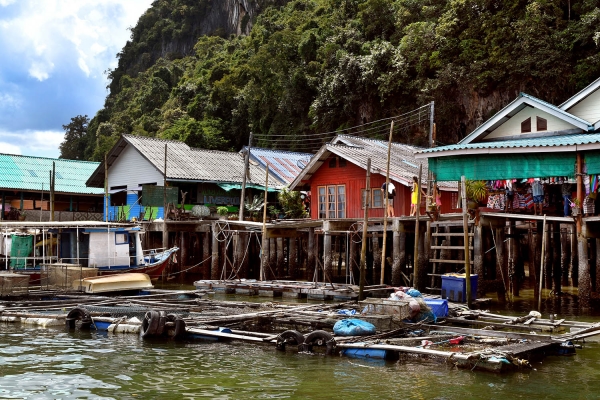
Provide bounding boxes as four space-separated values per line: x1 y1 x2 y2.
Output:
441 274 478 302
423 298 448 318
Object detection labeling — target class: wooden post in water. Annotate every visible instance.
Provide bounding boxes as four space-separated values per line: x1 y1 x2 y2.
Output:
162 144 168 251
211 222 219 280
202 232 210 279
289 238 298 279
372 232 381 284
538 215 547 311
552 222 561 296
578 221 591 307
359 158 371 300
381 121 394 284
461 176 472 308
391 220 403 286
307 227 315 281
473 224 483 298
413 164 423 290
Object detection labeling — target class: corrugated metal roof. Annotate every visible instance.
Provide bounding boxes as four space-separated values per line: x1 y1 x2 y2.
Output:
87 135 286 188
418 133 600 154
0 153 103 194
247 147 312 185
290 135 456 190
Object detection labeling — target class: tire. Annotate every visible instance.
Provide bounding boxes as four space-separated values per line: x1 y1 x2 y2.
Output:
276 330 305 351
155 311 167 336
173 318 186 339
303 330 336 355
141 310 160 338
65 307 92 330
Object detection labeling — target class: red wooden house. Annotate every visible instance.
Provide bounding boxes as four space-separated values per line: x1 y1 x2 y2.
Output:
289 136 456 219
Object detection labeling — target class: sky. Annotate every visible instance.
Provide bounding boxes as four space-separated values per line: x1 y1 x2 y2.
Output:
0 0 154 159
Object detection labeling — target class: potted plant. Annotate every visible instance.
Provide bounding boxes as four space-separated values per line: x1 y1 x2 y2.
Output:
217 206 229 220
465 180 488 209
245 195 265 221
268 205 281 221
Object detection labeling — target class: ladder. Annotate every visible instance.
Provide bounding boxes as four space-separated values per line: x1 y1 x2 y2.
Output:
427 220 474 295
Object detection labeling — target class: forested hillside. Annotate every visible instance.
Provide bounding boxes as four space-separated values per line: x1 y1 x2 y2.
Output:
61 0 600 161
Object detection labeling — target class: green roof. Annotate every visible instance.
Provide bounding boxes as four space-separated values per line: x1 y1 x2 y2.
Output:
0 154 103 195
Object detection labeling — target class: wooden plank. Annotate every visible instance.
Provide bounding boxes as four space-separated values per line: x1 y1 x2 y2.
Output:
432 232 474 237
429 259 473 264
431 245 474 250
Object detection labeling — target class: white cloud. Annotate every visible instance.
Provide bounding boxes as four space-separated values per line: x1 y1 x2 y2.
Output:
0 129 64 158
0 142 21 155
0 0 17 6
0 92 21 109
0 0 153 80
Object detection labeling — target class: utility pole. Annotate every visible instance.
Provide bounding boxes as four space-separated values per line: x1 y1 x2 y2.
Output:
239 131 253 221
359 158 371 300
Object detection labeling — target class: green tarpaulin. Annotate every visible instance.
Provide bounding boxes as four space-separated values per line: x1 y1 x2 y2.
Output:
10 235 32 269
429 153 576 181
585 151 600 175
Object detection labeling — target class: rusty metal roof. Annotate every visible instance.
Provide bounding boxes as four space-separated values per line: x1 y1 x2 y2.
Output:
289 135 456 190
246 147 312 185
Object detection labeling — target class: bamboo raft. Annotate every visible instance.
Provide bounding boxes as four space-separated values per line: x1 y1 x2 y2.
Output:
0 290 598 373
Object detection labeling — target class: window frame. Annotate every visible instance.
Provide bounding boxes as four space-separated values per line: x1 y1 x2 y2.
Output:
317 184 346 218
536 116 547 131
521 117 531 133
361 188 384 209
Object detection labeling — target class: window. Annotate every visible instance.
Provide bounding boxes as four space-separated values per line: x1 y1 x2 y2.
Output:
115 233 128 245
328 158 337 168
537 116 547 131
318 185 346 218
339 158 347 167
361 188 383 208
450 192 460 210
521 117 531 133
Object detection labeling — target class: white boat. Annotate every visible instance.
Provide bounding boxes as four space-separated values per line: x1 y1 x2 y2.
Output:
73 272 153 294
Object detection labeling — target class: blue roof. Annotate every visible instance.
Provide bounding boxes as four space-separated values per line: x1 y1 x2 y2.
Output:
0 153 103 195
248 148 312 185
419 133 600 154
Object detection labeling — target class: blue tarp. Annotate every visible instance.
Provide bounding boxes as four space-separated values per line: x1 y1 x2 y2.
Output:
333 319 376 336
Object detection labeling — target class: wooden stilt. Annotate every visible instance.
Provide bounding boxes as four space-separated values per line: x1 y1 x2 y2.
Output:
578 222 591 307
495 226 506 303
269 238 277 279
307 227 316 281
473 224 483 298
552 222 561 296
372 232 381 285
289 237 298 279
202 232 210 279
544 222 553 290
561 225 570 287
211 222 220 280
277 237 284 277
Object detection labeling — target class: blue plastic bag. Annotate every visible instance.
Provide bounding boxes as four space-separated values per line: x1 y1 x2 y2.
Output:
333 319 376 336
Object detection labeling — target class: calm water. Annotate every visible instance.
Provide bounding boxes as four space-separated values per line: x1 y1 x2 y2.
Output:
1 289 600 399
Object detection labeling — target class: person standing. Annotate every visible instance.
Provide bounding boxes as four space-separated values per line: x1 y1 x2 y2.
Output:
531 179 544 215
410 176 425 216
381 181 396 217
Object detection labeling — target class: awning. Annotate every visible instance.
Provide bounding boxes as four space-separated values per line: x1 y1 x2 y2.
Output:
585 151 600 174
429 153 576 181
217 183 280 192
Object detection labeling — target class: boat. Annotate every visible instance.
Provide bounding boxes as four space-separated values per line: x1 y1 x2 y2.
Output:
0 221 179 284
73 272 153 294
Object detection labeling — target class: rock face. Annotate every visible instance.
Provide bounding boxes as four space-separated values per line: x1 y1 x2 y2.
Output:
117 0 290 79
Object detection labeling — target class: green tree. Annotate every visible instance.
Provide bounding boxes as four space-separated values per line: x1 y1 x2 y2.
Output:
59 115 89 160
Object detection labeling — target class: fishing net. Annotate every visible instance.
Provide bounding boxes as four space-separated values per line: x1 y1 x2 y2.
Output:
0 273 29 296
40 264 98 290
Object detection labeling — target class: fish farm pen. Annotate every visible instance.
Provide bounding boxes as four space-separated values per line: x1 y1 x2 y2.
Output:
0 288 599 374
